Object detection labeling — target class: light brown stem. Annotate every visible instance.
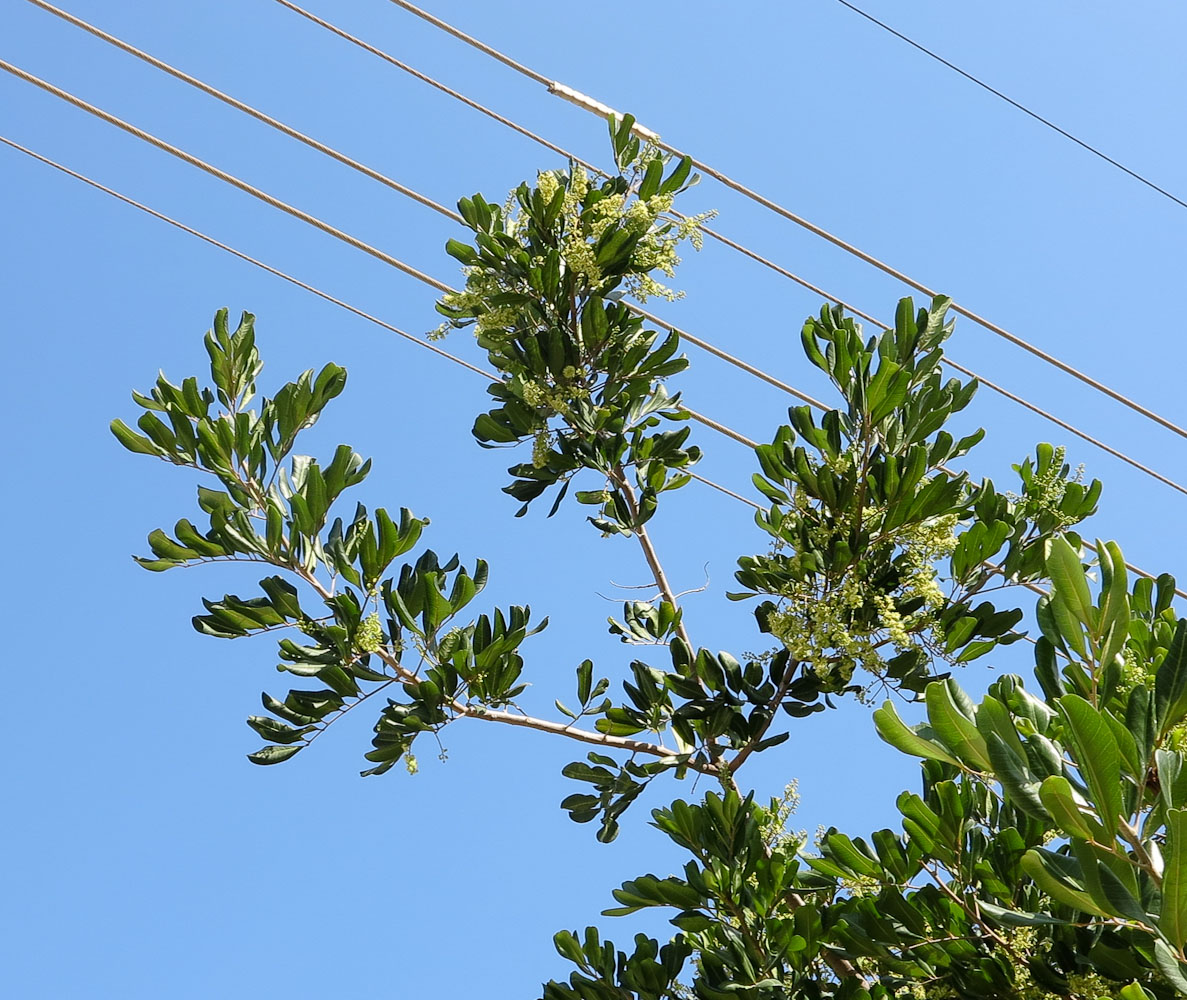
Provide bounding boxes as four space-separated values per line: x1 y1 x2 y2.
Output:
615 474 693 651
1119 818 1161 887
302 559 720 775
367 641 720 775
727 662 797 775
458 704 717 773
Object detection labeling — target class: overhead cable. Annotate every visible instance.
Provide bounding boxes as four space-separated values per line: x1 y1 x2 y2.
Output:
25 0 463 222
831 0 1187 213
266 0 1187 500
0 57 454 294
4 131 1053 606
0 55 827 419
0 134 493 379
381 0 1187 443
5 60 1177 598
0 131 755 516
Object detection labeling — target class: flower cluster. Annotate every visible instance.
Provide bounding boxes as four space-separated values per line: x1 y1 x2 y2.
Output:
434 156 713 347
355 612 384 654
1016 444 1085 528
764 487 959 691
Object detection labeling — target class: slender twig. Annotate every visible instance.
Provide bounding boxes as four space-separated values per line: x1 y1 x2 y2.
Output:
920 859 1013 953
615 474 693 650
302 676 401 748
1118 818 1162 887
457 704 716 771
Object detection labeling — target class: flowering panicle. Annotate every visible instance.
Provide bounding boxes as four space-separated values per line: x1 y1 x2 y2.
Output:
764 475 960 693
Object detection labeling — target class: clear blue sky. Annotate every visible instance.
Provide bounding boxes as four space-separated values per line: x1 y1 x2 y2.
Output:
3 1 1186 996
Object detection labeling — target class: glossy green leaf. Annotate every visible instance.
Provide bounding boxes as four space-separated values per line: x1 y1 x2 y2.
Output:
1057 694 1123 839
246 744 302 765
925 680 991 770
873 701 960 767
1162 808 1187 949
1156 619 1187 737
1019 850 1109 917
1038 775 1095 840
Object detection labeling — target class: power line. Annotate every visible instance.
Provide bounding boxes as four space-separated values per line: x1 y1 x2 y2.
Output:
0 131 757 517
381 0 1187 445
4 58 1178 599
2 130 1053 608
0 134 493 379
0 59 774 461
5 124 1158 616
19 12 1187 533
265 0 1187 501
277 3 1178 599
830 0 1187 213
0 58 456 294
24 0 463 223
0 54 826 416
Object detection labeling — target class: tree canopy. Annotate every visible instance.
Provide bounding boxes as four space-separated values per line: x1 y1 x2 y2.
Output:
114 117 1187 999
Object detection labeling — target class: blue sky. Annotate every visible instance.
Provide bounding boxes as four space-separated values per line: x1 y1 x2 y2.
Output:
3 1 1187 996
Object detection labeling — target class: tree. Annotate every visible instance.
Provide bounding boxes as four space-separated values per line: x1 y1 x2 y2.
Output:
112 116 1187 999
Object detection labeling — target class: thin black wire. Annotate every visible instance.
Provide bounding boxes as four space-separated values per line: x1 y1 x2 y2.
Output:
831 0 1187 212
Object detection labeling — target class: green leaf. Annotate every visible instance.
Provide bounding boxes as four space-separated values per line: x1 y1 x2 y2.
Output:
637 158 664 200
1094 858 1150 925
1057 694 1123 839
975 900 1070 927
246 744 303 765
1162 807 1187 949
110 418 164 456
1046 535 1095 629
1038 775 1095 840
873 701 960 767
925 680 991 770
988 733 1050 820
445 238 478 265
975 694 1026 763
1156 619 1187 737
1152 941 1187 995
658 156 692 196
1019 850 1109 917
246 716 312 744
824 832 882 878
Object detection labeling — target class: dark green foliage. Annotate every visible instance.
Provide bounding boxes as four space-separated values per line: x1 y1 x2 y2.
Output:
117 127 1187 998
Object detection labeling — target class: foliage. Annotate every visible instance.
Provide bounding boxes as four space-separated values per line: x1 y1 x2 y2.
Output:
115 118 1186 998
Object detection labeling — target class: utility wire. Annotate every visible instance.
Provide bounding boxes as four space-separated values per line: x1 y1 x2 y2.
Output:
24 0 462 222
831 0 1187 213
266 0 1187 500
0 131 756 515
9 125 1156 618
4 60 1177 598
0 135 493 379
0 58 454 294
0 57 769 437
0 58 764 459
0 53 823 415
381 0 1187 444
3 129 1052 606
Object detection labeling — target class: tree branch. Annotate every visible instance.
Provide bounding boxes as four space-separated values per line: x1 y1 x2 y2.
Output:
457 704 718 774
616 474 693 651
